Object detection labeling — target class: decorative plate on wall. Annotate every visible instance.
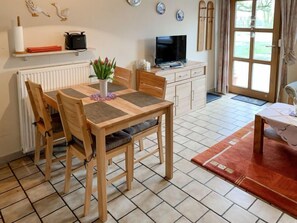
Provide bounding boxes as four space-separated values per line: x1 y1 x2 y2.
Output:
127 0 142 7
156 2 166 15
176 9 184 21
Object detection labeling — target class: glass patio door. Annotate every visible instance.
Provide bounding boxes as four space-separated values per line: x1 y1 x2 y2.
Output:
229 0 280 102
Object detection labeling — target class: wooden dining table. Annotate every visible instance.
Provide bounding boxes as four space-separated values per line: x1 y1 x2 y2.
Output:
44 81 174 222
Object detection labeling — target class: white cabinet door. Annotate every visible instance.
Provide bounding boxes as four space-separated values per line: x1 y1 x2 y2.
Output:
175 82 191 116
165 84 176 115
191 76 206 110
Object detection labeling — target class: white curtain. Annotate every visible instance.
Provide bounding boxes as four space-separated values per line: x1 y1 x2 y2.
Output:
277 0 297 101
216 0 230 94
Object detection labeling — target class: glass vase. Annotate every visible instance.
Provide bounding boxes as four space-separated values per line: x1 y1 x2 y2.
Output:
99 79 108 98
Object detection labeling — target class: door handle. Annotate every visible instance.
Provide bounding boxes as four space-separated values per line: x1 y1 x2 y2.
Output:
265 45 276 48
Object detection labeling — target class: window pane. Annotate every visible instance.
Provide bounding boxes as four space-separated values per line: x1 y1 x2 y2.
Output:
255 0 275 29
253 32 273 61
234 32 250 59
252 63 270 93
235 1 252 28
232 61 249 88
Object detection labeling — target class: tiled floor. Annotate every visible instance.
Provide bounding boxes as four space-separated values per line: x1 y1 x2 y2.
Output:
1 94 297 223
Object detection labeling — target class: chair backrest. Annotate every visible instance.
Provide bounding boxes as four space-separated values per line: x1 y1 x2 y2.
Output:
56 91 93 158
113 67 132 88
138 72 166 99
25 80 52 132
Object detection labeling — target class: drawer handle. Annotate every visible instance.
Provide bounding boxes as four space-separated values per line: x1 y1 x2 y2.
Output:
178 74 188 78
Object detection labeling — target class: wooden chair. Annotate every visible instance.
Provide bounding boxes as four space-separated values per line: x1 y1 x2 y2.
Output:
25 80 65 180
124 72 166 163
56 91 133 216
113 67 132 88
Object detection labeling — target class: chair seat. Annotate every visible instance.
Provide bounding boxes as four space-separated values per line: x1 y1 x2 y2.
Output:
123 119 158 135
72 131 132 153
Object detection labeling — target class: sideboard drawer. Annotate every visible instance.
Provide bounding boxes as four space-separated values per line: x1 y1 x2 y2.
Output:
175 70 190 81
163 73 175 83
191 67 204 77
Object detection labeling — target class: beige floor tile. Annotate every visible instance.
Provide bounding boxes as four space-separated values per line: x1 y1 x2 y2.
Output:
74 199 98 223
39 160 64 174
278 214 297 223
249 199 282 223
19 172 45 190
223 205 258 223
0 167 13 181
107 194 136 220
143 175 171 194
205 176 234 196
26 182 56 203
2 198 34 223
182 180 211 201
189 167 215 184
175 197 208 222
0 186 26 209
49 167 67 185
0 176 19 194
148 202 181 223
201 191 233 215
178 148 199 161
14 212 41 223
197 211 228 223
134 165 155 182
174 158 196 174
175 216 192 223
87 177 121 202
118 208 154 223
53 176 82 196
63 187 89 210
158 185 188 207
169 170 193 188
118 180 146 199
9 157 33 170
132 189 162 213
13 163 39 180
33 193 65 217
42 206 77 223
225 187 256 209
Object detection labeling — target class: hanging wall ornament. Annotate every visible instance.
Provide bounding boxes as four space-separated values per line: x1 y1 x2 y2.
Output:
127 0 142 7
51 3 70 21
176 10 184 21
156 2 166 15
25 0 50 17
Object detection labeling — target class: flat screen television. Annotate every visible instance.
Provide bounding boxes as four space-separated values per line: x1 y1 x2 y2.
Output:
155 35 187 65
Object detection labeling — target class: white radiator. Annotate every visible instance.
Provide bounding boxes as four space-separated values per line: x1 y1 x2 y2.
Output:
17 62 91 153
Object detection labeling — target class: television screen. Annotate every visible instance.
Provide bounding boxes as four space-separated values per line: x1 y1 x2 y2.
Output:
155 35 187 65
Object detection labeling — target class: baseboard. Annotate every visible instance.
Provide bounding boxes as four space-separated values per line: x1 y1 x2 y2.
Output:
207 88 216 93
0 151 25 165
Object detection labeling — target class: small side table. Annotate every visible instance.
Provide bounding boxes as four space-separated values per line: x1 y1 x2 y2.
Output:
253 103 297 153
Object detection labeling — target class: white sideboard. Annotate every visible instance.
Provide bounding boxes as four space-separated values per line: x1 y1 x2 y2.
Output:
136 61 207 117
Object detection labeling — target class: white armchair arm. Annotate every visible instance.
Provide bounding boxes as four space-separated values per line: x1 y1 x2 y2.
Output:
285 81 297 104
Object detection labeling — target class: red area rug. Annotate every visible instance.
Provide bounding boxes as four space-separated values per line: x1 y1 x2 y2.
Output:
191 123 297 218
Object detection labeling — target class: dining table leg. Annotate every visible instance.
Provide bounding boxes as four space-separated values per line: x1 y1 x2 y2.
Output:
165 104 174 180
96 128 107 222
253 114 264 154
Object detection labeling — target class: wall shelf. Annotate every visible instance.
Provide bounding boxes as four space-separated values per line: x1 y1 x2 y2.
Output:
12 48 95 61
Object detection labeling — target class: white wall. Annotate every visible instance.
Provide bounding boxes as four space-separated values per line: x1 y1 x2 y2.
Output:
0 0 216 158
